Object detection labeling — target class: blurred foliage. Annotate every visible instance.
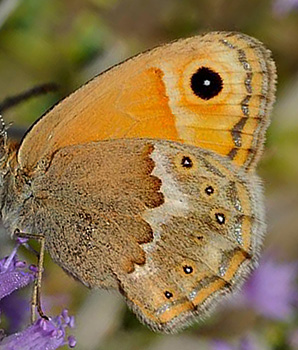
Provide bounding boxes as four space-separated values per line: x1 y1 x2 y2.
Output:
0 0 298 349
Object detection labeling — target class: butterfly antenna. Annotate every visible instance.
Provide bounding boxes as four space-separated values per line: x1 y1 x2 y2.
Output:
0 83 59 112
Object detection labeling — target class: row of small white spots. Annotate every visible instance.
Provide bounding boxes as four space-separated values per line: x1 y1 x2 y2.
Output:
156 303 171 316
234 221 243 245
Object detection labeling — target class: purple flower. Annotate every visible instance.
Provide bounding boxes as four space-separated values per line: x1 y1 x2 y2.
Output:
0 309 76 349
211 340 235 350
0 240 37 300
211 336 262 350
243 255 298 320
0 293 29 333
273 0 298 16
0 241 76 349
239 337 258 350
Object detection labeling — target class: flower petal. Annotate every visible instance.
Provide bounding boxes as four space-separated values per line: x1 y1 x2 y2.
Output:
0 309 76 349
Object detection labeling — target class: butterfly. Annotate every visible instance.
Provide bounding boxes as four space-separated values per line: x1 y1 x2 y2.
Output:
0 31 276 333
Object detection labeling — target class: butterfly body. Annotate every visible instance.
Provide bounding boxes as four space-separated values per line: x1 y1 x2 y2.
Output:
0 31 276 332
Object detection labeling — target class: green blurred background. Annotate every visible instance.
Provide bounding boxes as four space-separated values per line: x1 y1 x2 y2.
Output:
0 0 298 349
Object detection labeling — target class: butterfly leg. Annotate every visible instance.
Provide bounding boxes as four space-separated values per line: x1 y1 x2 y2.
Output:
13 229 49 323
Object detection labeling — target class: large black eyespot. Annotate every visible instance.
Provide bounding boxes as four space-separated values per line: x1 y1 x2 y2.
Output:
191 67 223 100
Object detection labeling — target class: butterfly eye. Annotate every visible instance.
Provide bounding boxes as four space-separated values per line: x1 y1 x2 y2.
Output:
164 291 173 299
191 67 223 100
181 156 193 168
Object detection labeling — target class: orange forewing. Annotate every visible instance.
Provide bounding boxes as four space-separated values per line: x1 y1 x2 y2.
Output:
18 32 276 171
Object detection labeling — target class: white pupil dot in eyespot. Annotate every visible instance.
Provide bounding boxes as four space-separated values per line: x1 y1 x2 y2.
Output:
203 80 211 86
216 213 225 224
